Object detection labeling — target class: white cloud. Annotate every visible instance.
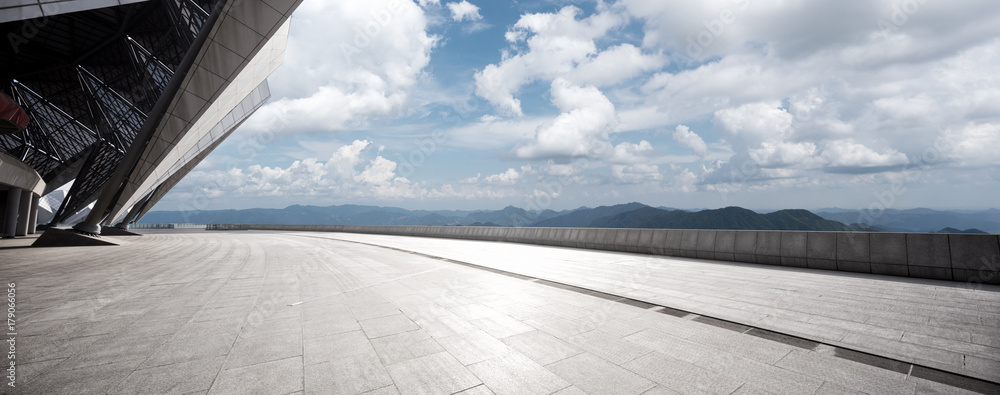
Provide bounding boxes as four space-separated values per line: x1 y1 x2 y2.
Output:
748 141 818 169
570 44 666 87
671 125 708 157
713 101 794 144
447 1 481 22
445 116 544 150
243 0 438 134
672 167 699 193
611 140 656 164
190 140 431 200
611 164 663 184
512 79 618 159
356 156 398 185
186 1 1000 210
944 122 1000 166
462 167 526 185
820 140 909 170
622 0 1000 62
540 160 581 177
474 6 626 116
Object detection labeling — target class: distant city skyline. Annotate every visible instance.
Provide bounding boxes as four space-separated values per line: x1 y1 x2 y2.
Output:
154 0 1000 212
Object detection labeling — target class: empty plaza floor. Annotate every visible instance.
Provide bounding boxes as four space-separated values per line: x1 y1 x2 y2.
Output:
0 229 998 394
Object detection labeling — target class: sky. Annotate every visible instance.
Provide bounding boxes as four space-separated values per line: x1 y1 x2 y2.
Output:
157 0 1000 212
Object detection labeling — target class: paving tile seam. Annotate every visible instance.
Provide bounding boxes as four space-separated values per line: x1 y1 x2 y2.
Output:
294 233 1000 391
344 237 1000 363
14 240 247 391
158 238 260 395
15 238 211 322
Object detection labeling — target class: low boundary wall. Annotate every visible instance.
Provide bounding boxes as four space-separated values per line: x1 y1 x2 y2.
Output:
244 225 1000 285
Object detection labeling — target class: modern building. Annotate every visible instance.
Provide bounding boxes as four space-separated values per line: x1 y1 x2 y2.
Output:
0 0 301 238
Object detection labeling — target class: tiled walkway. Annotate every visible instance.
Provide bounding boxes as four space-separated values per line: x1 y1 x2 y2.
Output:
320 232 1000 383
0 230 997 394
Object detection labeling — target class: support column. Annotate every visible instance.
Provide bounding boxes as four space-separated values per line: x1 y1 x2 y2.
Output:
72 1 225 236
28 194 39 234
112 206 134 229
15 190 31 236
114 198 147 229
3 188 22 239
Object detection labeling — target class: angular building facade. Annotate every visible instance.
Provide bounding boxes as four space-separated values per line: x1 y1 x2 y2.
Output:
0 0 301 237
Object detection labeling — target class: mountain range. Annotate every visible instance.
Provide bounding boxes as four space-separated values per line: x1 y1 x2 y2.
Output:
814 208 1000 234
137 202 895 232
139 203 998 233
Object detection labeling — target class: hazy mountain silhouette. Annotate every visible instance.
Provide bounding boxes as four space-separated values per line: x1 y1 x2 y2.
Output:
588 206 854 231
816 208 1000 233
936 227 987 234
140 203 995 233
531 202 650 227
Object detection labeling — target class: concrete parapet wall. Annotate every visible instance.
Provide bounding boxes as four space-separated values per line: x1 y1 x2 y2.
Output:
245 224 999 285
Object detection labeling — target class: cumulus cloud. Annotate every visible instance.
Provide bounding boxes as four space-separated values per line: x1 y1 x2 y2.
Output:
447 1 481 21
625 1 1000 191
611 141 656 164
512 79 618 159
570 44 666 87
943 122 1000 166
188 140 434 200
820 140 909 171
713 101 794 144
671 167 699 193
672 125 708 156
243 0 438 134
474 6 627 116
183 1 1000 209
461 166 529 185
749 141 818 169
611 164 663 184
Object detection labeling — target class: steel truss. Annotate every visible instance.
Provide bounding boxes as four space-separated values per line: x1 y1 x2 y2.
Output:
0 0 213 224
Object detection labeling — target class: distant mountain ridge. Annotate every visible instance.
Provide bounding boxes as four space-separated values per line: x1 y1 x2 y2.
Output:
937 227 987 234
140 203 997 233
532 202 649 227
815 208 1000 234
589 206 854 231
141 204 567 227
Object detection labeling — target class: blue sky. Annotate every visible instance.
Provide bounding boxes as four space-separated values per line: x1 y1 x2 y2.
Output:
158 0 1000 212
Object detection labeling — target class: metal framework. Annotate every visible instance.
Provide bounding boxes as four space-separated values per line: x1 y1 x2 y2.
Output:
1 0 213 225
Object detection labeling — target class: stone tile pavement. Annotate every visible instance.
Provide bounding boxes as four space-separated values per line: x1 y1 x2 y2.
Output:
0 230 996 394
321 231 1000 384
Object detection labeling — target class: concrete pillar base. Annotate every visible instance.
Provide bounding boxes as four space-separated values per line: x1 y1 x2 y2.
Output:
100 226 142 236
31 228 121 247
72 222 102 236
